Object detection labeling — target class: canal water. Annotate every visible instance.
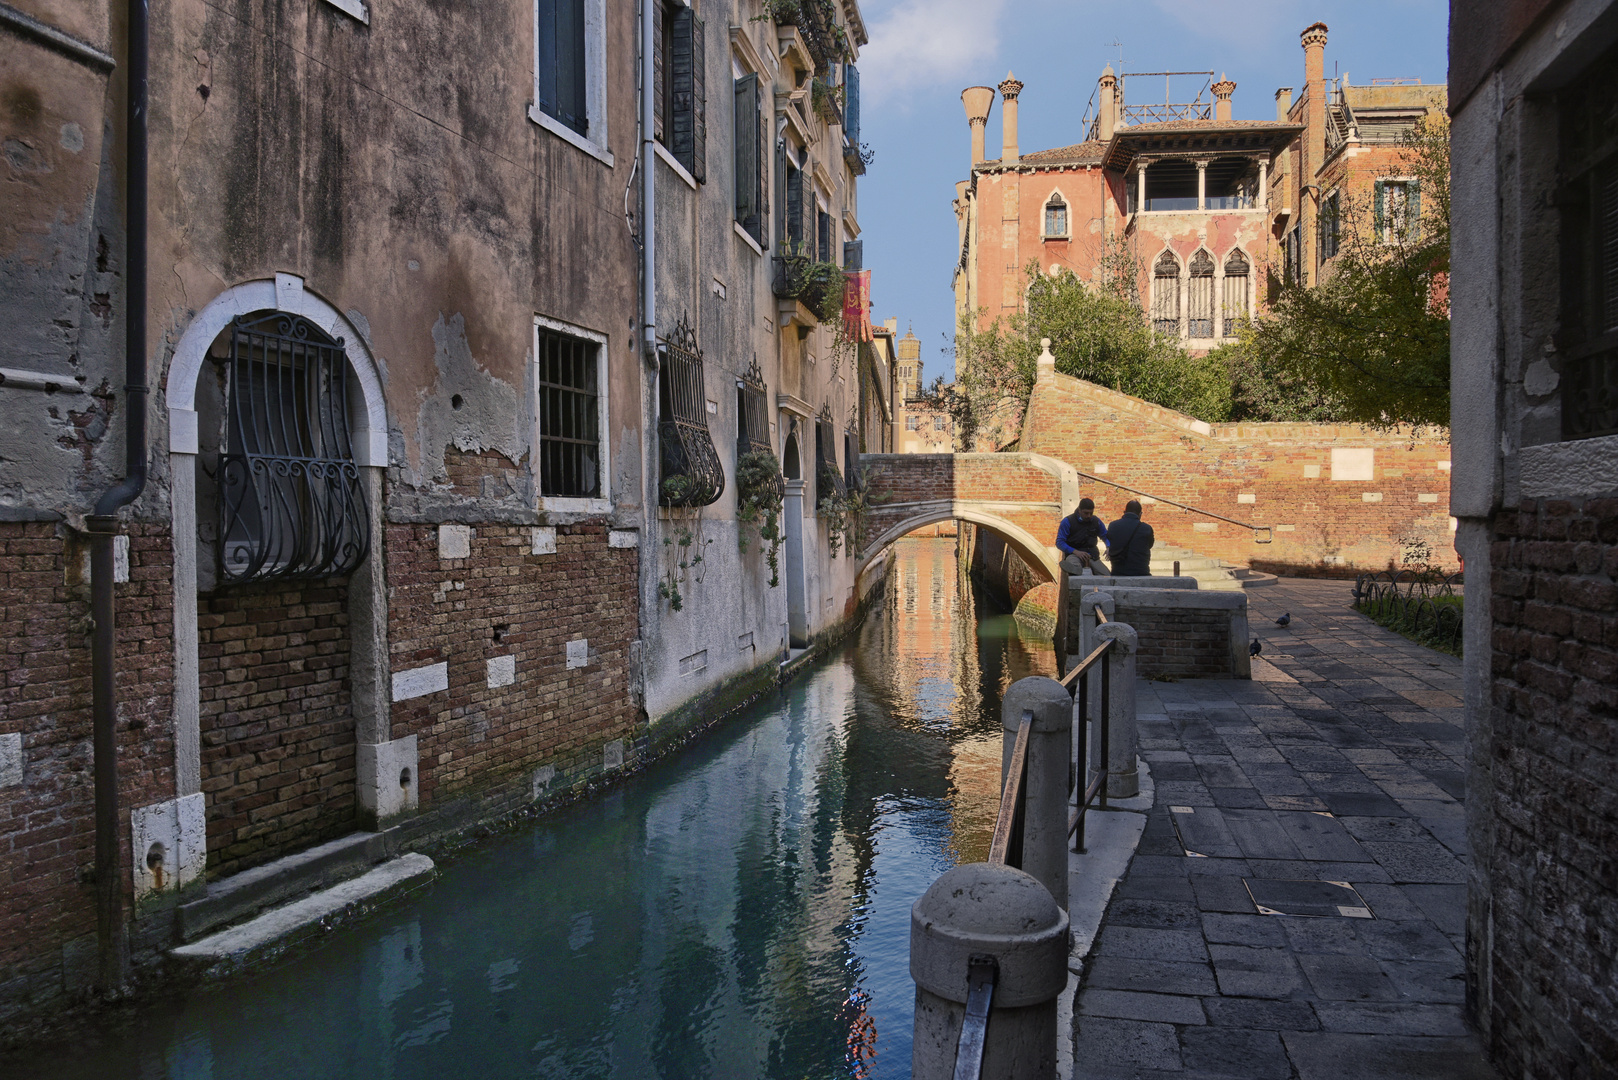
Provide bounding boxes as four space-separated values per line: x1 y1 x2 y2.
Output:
27 537 1055 1080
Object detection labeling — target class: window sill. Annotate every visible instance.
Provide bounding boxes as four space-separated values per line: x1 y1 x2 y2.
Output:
528 105 614 167
655 141 698 190
733 221 764 256
320 0 369 23
1042 234 1069 242
538 497 613 515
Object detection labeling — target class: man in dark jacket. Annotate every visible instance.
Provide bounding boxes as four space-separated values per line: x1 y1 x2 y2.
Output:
1056 498 1109 574
1106 500 1155 577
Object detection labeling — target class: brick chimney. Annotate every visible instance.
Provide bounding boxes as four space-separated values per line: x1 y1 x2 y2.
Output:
1302 23 1328 179
999 72 1023 166
1275 86 1293 122
1212 75 1235 123
1098 65 1117 141
962 86 995 167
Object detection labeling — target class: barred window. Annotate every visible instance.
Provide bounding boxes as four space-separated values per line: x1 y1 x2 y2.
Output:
1320 190 1341 260
1558 38 1618 440
658 318 724 506
1152 250 1181 337
1222 250 1250 337
218 312 369 584
814 409 844 509
1283 226 1302 283
1187 249 1215 338
536 324 602 499
736 357 771 458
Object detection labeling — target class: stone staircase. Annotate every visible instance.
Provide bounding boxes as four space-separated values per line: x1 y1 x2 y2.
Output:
1151 544 1275 590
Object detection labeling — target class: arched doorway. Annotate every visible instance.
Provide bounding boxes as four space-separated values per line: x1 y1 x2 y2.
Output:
781 427 808 648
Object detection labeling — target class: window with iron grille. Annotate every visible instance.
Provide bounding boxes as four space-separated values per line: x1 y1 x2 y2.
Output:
736 357 772 459
1152 250 1181 337
1283 226 1302 283
218 312 369 584
1558 39 1618 440
536 324 603 499
655 2 706 181
1187 250 1215 337
814 410 844 509
1222 250 1250 337
658 317 724 506
536 0 587 136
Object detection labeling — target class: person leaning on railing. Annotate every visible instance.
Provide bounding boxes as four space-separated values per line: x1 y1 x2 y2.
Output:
1056 497 1109 575
1105 500 1155 577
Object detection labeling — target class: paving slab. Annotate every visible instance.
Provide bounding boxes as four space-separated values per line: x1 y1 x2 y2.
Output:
1067 578 1496 1080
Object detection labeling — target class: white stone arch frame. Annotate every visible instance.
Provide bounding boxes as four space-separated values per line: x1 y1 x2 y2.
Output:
1219 245 1254 339
1149 247 1184 338
857 507 1061 584
163 273 401 850
1041 187 1070 238
1187 247 1217 340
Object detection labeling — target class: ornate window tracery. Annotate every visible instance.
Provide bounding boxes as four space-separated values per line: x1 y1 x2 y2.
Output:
1222 250 1250 337
1152 250 1182 337
1188 249 1215 337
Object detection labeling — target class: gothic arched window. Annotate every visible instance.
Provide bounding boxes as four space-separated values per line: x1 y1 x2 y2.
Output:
1222 250 1250 337
1044 195 1068 237
1152 251 1181 337
1188 249 1215 338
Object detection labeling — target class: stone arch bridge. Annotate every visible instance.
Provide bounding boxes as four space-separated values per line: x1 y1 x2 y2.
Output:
855 453 1080 582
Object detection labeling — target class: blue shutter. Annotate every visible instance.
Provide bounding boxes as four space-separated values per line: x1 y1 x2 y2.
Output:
844 65 860 148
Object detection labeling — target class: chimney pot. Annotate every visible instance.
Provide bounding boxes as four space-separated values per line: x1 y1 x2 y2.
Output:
1098 66 1118 141
1212 76 1236 123
1275 86 1293 121
999 72 1023 166
962 85 996 166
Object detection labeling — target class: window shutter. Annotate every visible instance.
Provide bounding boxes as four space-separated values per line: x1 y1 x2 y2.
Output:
536 0 587 136
818 209 832 262
757 90 770 237
1374 181 1385 242
775 145 789 251
844 239 863 269
734 74 759 234
1408 181 1421 241
670 7 706 182
653 2 666 144
844 65 860 148
786 164 803 250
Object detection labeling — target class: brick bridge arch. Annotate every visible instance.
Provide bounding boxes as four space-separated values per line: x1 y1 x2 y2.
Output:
856 453 1081 582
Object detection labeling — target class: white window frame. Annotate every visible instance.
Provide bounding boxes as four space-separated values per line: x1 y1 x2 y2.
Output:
533 314 612 514
529 0 612 167
1042 189 1069 239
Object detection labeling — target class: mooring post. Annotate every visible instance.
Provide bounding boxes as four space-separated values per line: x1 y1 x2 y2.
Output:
1002 677 1073 910
910 863 1069 1079
1095 622 1140 798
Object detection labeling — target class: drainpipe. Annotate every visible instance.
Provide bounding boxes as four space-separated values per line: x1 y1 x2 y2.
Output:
641 0 656 361
88 0 150 993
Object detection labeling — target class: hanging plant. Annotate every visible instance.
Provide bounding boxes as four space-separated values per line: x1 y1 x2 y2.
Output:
735 450 786 587
658 476 712 611
818 465 874 559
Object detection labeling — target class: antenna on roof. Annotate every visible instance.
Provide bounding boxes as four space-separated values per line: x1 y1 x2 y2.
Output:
1109 39 1124 67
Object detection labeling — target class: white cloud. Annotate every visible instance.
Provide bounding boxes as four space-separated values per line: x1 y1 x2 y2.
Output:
857 0 1010 105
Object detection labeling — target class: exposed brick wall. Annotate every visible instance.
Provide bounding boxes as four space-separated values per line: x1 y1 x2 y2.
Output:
0 521 174 1014
1484 497 1618 1077
197 579 354 877
1124 606 1232 678
385 522 639 806
1021 373 1456 575
863 453 1063 566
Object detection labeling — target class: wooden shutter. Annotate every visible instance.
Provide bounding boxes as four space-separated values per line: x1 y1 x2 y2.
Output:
775 143 789 251
1374 181 1385 242
844 65 860 148
786 164 803 249
818 209 832 262
1408 181 1421 241
653 2 666 143
735 74 759 235
536 0 587 136
671 7 706 183
843 239 863 270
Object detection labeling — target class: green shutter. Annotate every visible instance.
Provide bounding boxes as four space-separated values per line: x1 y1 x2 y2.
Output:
775 143 789 251
1374 181 1385 242
670 8 706 182
1408 181 1421 241
786 163 803 249
734 74 759 233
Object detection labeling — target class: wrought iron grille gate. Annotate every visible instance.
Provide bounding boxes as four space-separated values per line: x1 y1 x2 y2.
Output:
658 318 725 507
219 312 369 584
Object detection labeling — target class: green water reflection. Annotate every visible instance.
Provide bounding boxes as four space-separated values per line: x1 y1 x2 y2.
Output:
21 538 1054 1080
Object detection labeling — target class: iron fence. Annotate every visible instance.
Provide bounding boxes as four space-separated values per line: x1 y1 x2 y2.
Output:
1352 569 1465 653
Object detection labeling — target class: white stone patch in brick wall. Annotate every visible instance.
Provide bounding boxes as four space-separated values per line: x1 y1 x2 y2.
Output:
1323 555 1346 565
1331 448 1375 481
1437 460 1452 471
1275 524 1296 532
1418 493 1440 503
392 661 449 701
439 524 471 559
531 527 556 555
531 765 556 800
1450 517 1459 532
566 638 589 669
78 534 131 584
1193 522 1217 533
487 654 516 688
1094 463 1109 473
603 740 625 771
1304 464 1322 479
0 732 22 786
608 530 639 548
1362 492 1384 503
1237 493 1256 504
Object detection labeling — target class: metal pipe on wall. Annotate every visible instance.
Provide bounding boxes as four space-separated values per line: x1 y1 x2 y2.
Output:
88 0 150 993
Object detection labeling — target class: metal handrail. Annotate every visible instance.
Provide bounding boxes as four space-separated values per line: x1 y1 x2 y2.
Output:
988 712 1032 866
954 957 998 1080
1075 470 1272 543
1094 603 1110 625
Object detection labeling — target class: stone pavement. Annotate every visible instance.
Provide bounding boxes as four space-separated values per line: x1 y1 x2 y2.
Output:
1071 578 1498 1079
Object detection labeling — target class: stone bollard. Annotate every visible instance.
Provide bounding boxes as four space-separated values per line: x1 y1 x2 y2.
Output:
911 863 1070 1080
1095 621 1140 798
1002 677 1073 911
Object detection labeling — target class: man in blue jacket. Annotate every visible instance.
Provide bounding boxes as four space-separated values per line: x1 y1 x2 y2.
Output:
1056 498 1109 574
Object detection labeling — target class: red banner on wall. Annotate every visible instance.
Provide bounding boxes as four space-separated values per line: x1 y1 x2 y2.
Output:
843 270 873 343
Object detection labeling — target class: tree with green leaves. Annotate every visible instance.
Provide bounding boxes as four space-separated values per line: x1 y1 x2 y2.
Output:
1230 114 1451 430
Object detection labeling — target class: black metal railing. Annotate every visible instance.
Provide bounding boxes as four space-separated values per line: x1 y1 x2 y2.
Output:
1061 610 1117 851
1352 569 1464 653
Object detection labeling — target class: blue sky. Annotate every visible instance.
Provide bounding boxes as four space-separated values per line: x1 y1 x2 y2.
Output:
853 0 1450 381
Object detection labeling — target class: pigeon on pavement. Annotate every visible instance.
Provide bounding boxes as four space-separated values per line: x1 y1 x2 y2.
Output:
1250 639 1262 657
1276 613 1291 626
